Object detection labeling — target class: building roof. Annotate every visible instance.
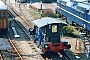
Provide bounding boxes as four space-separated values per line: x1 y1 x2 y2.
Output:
33 17 67 28
0 1 7 10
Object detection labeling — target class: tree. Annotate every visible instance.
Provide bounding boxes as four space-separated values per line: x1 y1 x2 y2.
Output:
61 25 79 37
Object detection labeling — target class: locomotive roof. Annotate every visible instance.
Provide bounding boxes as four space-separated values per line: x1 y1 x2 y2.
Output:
33 17 67 28
60 0 90 10
78 2 90 10
0 1 7 10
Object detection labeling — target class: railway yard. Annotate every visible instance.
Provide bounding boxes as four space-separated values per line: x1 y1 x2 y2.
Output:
0 0 90 60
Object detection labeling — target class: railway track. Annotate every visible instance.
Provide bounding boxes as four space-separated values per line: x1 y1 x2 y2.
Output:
0 31 24 60
8 2 35 29
19 4 72 60
7 2 30 30
8 3 63 60
20 4 34 22
2 0 73 60
0 53 3 60
9 2 72 60
4 1 45 60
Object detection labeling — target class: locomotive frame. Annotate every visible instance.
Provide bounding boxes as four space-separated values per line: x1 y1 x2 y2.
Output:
30 17 71 54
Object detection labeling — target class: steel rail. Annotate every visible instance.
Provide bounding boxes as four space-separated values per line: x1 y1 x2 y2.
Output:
8 38 24 60
1 0 44 60
4 31 24 60
19 3 72 60
7 3 30 27
24 5 35 20
19 4 34 28
5 1 72 60
6 4 27 60
8 2 72 60
8 3 31 39
7 2 45 60
0 53 3 60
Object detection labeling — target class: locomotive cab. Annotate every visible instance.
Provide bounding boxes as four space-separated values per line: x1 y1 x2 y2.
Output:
32 17 71 53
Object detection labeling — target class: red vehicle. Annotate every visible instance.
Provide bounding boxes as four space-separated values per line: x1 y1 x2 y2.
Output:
30 17 71 54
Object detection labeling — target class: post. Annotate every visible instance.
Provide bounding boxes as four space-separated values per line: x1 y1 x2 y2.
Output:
43 34 46 43
42 34 46 52
83 24 86 45
86 45 90 58
40 0 42 18
5 0 6 4
30 0 32 4
9 0 10 3
15 0 16 5
19 3 20 8
62 32 63 38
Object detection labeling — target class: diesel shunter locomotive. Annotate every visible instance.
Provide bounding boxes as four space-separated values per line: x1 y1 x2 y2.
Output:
30 17 71 54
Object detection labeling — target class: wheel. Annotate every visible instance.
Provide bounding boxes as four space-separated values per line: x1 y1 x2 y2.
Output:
67 44 71 49
34 39 37 43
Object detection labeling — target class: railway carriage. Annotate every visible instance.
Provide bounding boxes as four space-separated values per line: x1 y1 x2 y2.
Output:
30 17 71 53
56 0 90 34
0 1 8 31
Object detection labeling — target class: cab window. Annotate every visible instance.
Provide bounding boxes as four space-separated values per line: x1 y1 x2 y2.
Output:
52 25 57 33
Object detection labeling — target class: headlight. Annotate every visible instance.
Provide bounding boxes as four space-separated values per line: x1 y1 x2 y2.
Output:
44 44 51 51
67 44 71 49
64 42 68 46
45 44 48 48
